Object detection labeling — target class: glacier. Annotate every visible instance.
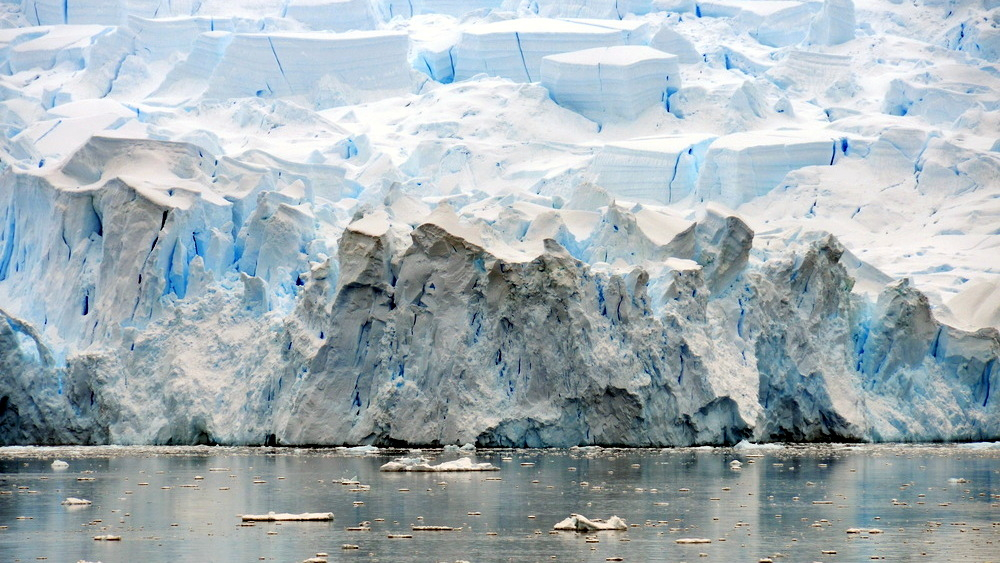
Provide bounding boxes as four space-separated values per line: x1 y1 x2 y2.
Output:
0 0 997 446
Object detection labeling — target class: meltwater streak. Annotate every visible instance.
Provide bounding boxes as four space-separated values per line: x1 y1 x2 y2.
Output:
0 444 997 562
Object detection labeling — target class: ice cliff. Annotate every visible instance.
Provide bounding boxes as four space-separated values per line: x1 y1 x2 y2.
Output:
0 0 997 446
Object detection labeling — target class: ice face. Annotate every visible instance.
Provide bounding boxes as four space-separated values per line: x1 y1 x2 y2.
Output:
591 134 715 203
695 130 854 208
452 18 631 83
0 0 997 446
540 45 680 123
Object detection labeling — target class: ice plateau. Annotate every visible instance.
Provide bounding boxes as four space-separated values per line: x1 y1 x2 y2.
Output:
0 0 997 446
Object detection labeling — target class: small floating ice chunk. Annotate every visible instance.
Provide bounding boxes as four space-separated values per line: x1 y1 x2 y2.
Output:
93 535 122 541
337 445 380 455
379 457 499 472
957 442 1000 450
240 512 334 522
51 460 69 469
553 514 628 532
443 443 477 454
61 497 92 505
733 441 783 450
729 460 742 470
675 538 713 544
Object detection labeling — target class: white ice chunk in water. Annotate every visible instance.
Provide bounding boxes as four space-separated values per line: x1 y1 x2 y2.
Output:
336 445 380 455
240 511 334 521
553 514 628 531
379 457 499 471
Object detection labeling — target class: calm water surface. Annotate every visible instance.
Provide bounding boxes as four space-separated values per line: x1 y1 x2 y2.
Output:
1 444 998 562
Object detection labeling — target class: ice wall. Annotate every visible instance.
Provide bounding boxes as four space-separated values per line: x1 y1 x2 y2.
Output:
285 0 377 32
0 143 996 446
591 134 715 203
696 130 852 208
453 18 631 82
697 0 821 47
374 0 504 19
153 30 412 107
804 0 855 46
540 45 680 123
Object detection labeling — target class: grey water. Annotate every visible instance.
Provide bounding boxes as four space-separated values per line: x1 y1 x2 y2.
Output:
0 444 998 563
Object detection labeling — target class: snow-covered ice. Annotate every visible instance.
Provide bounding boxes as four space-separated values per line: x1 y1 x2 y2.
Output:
453 18 634 83
0 0 996 447
541 45 679 123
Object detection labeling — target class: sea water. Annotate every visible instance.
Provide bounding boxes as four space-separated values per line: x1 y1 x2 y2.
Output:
0 444 997 562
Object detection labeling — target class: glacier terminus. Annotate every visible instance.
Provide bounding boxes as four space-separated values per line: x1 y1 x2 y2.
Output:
0 0 997 446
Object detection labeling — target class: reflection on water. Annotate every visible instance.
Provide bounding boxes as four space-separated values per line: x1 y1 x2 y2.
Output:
0 444 998 562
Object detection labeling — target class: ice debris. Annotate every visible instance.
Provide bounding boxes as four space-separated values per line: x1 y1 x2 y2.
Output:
379 457 499 472
240 512 334 522
553 514 628 532
336 445 380 455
